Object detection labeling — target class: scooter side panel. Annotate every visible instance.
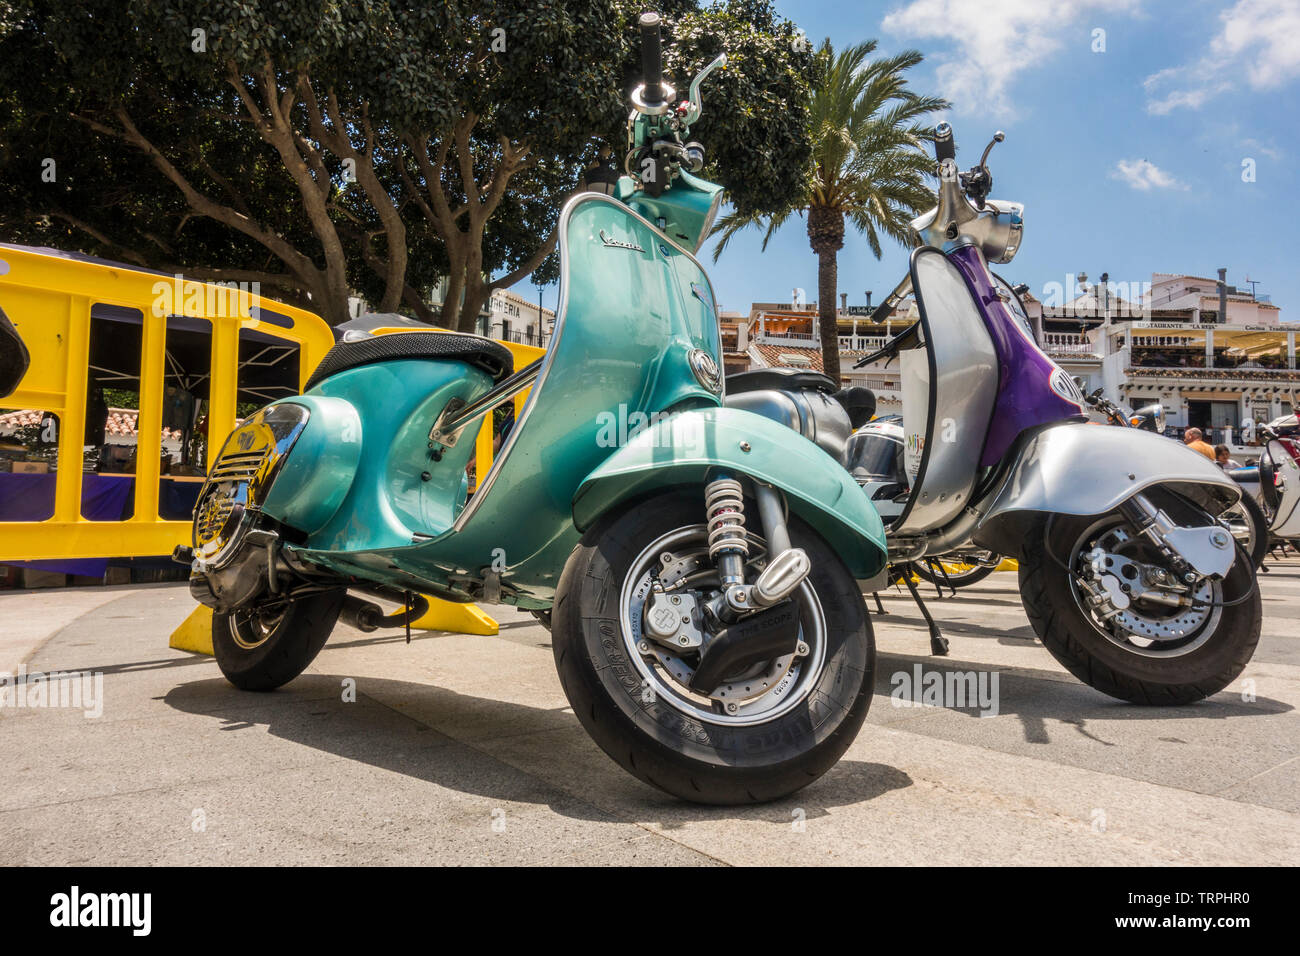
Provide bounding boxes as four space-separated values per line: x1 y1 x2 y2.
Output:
1267 438 1300 537
282 359 492 554
573 407 888 579
294 193 726 606
258 395 363 534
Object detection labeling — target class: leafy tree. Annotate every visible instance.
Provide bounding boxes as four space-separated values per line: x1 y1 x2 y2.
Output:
0 0 818 329
712 39 946 381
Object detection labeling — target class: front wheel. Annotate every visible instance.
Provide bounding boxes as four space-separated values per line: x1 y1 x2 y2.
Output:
213 589 346 691
553 493 875 805
1019 492 1260 704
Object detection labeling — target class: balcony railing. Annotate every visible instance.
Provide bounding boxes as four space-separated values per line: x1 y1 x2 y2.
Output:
755 331 899 354
755 330 820 347
839 335 890 352
1124 366 1300 382
1042 332 1099 356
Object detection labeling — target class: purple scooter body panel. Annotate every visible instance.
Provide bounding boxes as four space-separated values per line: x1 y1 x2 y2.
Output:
947 244 1083 466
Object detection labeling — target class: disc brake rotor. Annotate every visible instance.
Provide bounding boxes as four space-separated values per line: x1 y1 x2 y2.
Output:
1070 521 1222 657
619 526 827 727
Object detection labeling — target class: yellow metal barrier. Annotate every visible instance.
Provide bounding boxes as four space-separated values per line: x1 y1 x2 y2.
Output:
170 595 500 656
0 245 333 561
0 247 543 640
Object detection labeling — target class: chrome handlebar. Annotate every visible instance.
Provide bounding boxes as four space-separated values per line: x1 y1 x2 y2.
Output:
909 124 1023 264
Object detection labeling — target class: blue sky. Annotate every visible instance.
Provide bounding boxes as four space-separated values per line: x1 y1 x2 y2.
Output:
691 0 1300 317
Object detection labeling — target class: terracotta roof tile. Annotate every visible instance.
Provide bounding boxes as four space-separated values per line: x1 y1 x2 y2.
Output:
0 408 184 441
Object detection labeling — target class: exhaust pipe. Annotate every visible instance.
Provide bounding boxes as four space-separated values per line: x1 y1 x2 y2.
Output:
339 592 432 632
339 596 385 632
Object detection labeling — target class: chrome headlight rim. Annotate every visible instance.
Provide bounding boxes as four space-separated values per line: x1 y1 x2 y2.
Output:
191 403 310 571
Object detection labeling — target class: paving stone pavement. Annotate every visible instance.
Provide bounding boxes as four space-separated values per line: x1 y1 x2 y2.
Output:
0 559 1296 865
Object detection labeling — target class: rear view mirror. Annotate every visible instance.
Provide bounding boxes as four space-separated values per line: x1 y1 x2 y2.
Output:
0 305 31 399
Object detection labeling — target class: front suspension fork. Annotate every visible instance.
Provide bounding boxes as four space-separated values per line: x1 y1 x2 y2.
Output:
703 476 810 622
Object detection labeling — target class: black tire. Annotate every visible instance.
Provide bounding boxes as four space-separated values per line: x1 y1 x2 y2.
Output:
1018 495 1260 705
553 493 875 805
213 590 346 692
911 553 999 588
1227 492 1269 570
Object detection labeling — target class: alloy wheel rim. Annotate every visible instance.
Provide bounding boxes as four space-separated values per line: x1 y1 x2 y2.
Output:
1066 516 1223 659
229 605 287 651
618 524 827 727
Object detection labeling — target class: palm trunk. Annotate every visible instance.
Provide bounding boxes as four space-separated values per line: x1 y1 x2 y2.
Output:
815 248 840 383
807 204 845 383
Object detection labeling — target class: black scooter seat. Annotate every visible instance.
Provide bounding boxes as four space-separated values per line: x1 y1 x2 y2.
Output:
305 330 514 391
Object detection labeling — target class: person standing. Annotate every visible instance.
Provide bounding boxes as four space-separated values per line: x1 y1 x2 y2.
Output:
1214 444 1242 470
1183 427 1216 462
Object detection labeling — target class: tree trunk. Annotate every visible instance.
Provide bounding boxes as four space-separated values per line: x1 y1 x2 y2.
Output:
815 250 840 382
807 204 845 383
459 281 488 334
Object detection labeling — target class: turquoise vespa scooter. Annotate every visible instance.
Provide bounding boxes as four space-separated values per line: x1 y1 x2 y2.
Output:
181 13 888 805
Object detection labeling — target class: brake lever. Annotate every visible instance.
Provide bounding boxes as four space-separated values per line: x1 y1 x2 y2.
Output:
681 53 727 125
961 131 1004 210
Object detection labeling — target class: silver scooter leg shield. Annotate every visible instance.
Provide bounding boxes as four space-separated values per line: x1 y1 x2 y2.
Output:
971 423 1240 559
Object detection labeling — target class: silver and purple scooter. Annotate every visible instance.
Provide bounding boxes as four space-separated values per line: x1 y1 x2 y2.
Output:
728 123 1261 704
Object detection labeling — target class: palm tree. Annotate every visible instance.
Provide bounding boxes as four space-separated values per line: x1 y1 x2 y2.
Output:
713 39 947 382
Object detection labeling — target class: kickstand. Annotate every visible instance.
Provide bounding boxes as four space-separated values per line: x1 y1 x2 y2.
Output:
872 591 887 615
928 558 955 598
404 590 413 644
899 571 948 656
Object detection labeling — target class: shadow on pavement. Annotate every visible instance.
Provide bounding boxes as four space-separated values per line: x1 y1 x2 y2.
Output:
162 675 913 822
872 653 1293 747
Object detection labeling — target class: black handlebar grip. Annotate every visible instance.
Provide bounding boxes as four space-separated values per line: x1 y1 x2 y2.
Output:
934 122 955 162
639 12 665 104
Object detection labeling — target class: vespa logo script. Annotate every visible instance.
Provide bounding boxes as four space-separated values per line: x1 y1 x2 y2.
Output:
599 230 645 254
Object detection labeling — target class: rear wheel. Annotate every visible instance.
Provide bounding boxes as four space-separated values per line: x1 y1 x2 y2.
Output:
213 589 346 691
911 550 999 588
1019 492 1260 704
1219 492 1268 569
553 493 875 805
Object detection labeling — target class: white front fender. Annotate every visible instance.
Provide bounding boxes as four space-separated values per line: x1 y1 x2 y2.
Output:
972 423 1240 556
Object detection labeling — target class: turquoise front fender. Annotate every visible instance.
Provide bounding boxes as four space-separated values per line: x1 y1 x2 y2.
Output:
572 407 888 579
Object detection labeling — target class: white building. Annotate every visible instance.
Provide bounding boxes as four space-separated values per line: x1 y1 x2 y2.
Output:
481 288 554 348
740 271 1297 459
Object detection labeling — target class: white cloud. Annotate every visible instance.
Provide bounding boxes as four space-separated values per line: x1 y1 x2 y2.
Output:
1145 0 1300 113
1111 158 1187 190
881 0 1138 116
